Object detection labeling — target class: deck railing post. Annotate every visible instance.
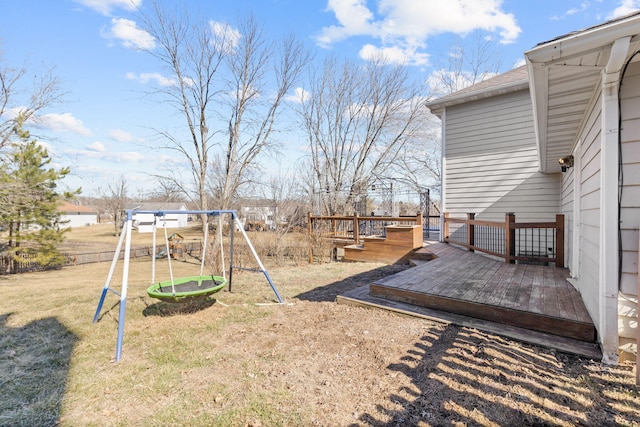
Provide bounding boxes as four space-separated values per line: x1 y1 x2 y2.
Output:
353 214 359 244
467 213 475 252
555 214 565 267
416 212 423 226
505 213 516 264
443 212 450 242
308 212 313 264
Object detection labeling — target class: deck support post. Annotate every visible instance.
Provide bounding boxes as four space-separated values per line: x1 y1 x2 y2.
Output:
467 213 475 252
505 213 516 264
555 214 565 268
443 212 450 242
353 214 359 244
308 212 314 263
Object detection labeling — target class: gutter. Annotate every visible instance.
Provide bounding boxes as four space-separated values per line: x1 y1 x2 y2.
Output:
425 80 529 115
526 15 640 64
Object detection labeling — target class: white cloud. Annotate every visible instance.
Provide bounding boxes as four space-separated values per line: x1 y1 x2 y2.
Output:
210 21 242 53
126 72 176 87
73 0 142 15
102 18 155 50
109 129 136 142
607 0 640 19
317 0 521 66
67 147 145 163
359 43 429 65
512 58 526 68
36 113 91 136
87 141 106 152
286 87 311 103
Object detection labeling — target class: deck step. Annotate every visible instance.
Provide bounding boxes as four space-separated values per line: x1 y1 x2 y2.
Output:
337 284 602 360
369 283 596 343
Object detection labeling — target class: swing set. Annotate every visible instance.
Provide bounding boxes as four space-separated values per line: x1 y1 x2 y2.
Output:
93 209 284 362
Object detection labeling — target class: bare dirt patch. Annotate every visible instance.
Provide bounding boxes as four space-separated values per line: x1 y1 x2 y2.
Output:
1 257 638 426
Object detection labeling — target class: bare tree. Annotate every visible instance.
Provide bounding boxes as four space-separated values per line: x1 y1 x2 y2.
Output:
429 33 503 96
99 176 128 236
299 56 426 215
139 5 308 225
139 2 227 218
210 17 309 210
0 51 65 155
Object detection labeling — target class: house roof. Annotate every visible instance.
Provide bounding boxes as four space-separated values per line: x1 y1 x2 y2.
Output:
57 201 97 214
525 11 640 172
427 11 640 174
125 202 187 211
425 65 529 115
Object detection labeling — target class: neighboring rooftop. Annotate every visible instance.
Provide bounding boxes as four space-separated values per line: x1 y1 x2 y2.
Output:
426 65 529 114
57 201 97 214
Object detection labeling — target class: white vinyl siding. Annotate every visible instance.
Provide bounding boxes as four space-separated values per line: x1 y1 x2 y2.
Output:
443 90 560 222
572 89 602 326
560 161 574 273
619 61 640 351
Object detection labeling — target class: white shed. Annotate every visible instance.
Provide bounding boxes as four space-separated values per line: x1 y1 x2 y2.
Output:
127 203 188 233
57 202 98 228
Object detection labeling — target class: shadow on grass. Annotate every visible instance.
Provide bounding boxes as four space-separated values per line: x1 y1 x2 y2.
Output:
354 324 640 426
0 313 78 427
294 263 410 302
142 297 217 317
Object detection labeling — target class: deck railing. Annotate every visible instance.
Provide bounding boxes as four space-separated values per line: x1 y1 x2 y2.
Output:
443 212 565 266
308 212 424 243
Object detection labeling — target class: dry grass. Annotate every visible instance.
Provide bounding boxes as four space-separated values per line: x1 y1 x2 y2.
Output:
1 233 639 426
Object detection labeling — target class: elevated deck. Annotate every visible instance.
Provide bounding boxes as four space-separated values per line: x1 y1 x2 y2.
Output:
338 241 601 359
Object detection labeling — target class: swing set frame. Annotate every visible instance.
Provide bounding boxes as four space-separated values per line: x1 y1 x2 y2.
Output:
93 209 284 362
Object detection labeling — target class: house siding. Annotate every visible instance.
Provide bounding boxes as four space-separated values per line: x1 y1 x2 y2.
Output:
566 88 602 332
619 61 640 354
444 90 560 222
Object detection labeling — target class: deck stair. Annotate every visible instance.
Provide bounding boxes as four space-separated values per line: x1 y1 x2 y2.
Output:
344 224 426 264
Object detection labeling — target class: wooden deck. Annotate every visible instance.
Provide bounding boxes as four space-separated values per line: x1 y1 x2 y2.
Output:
338 241 601 359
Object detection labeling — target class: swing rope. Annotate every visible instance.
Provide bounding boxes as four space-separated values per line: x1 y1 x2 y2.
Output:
162 215 176 296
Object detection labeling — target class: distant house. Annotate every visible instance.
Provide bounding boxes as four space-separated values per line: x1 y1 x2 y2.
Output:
125 203 188 233
238 199 277 231
426 12 640 364
57 202 98 228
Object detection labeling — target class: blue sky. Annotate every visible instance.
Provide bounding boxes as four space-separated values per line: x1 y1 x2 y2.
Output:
1 0 638 197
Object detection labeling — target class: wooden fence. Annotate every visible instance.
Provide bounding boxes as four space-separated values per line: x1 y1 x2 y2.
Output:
443 212 564 266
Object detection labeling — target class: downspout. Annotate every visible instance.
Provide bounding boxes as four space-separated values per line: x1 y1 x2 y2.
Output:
599 36 630 364
439 108 447 243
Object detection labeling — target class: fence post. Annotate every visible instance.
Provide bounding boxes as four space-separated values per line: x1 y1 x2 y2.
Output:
353 214 359 244
416 212 423 226
467 213 475 252
505 213 516 264
443 212 450 242
308 212 313 264
555 214 565 268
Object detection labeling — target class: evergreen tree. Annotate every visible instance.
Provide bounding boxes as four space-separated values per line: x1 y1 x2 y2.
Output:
0 127 78 273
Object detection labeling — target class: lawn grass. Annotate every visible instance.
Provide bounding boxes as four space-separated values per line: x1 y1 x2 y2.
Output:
0 254 390 426
2 228 639 426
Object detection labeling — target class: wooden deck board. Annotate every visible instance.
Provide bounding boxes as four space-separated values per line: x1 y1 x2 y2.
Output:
366 242 597 343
